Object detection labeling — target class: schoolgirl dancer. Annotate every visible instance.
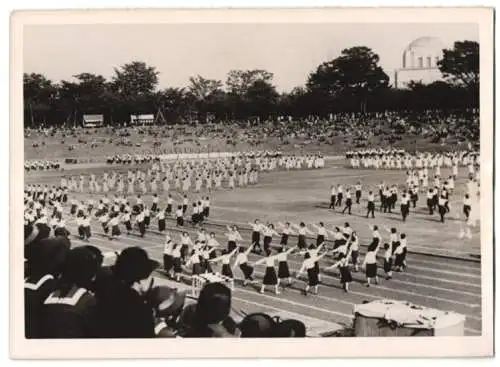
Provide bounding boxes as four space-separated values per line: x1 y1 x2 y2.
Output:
277 221 294 247
210 248 238 280
171 243 183 282
325 246 353 292
276 246 296 288
135 210 146 237
155 208 166 233
311 222 328 247
143 207 151 229
382 243 393 280
262 223 280 255
254 249 281 295
108 213 121 240
185 248 203 276
292 222 314 250
463 194 471 220
393 234 408 272
166 194 173 216
200 245 217 273
362 235 381 287
248 219 263 253
384 227 400 255
151 193 159 213
400 191 410 222
179 232 193 264
296 249 329 295
232 245 255 286
349 231 360 272
99 212 110 237
163 234 174 277
175 205 184 227
78 214 92 241
225 225 243 252
331 227 346 250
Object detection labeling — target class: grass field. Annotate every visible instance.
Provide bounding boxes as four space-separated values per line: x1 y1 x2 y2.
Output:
24 156 482 336
24 127 461 161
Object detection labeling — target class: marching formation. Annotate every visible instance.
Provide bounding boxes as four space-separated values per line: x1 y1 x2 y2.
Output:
346 149 480 172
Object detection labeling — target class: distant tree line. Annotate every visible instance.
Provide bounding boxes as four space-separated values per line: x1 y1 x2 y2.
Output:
23 40 479 127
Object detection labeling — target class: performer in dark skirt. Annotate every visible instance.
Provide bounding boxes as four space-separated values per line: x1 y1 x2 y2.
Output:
155 209 166 233
176 206 184 227
210 248 237 279
99 213 110 235
225 225 243 252
233 246 255 285
382 243 393 280
171 244 183 282
293 222 313 250
136 211 146 237
163 236 174 277
277 222 293 246
109 214 121 240
326 252 353 292
200 246 216 273
312 222 327 247
362 240 381 287
186 250 203 276
180 232 193 264
166 194 173 215
463 194 471 220
143 208 151 228
70 200 77 215
248 219 263 253
262 224 279 256
296 250 328 295
255 249 280 294
151 194 159 212
276 246 296 287
393 234 408 272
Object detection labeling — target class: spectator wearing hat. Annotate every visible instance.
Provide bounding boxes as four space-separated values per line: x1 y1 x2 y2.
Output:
24 237 70 338
41 246 102 338
94 246 159 338
183 282 236 338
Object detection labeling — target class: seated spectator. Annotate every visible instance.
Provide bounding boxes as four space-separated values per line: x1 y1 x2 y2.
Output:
93 246 159 338
182 282 237 338
24 236 70 338
41 246 102 338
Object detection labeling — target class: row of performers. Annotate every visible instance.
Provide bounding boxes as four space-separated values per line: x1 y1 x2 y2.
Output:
24 161 61 171
160 229 407 295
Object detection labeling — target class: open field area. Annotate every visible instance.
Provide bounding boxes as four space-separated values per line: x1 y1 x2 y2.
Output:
24 126 468 162
24 157 483 336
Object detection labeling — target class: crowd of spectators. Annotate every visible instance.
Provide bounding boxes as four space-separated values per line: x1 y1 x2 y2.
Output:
24 109 480 160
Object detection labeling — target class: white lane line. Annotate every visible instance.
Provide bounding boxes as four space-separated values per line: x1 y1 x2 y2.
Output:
70 236 482 322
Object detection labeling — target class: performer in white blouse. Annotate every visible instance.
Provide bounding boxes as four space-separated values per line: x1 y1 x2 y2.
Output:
254 249 281 295
277 221 294 247
311 222 328 247
291 222 314 249
276 246 297 288
296 249 329 295
210 248 238 280
262 224 280 256
232 245 255 285
225 225 244 252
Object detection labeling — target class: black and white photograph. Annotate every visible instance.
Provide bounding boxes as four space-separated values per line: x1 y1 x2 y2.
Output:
10 7 494 358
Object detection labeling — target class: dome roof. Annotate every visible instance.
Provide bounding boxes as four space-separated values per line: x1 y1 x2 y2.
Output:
405 36 445 52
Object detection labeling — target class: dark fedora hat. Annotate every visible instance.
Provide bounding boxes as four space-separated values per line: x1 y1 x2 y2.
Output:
112 246 159 283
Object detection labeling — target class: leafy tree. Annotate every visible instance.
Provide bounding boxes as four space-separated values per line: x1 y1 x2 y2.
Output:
188 75 223 122
112 61 159 97
23 73 58 126
438 41 479 89
307 46 389 112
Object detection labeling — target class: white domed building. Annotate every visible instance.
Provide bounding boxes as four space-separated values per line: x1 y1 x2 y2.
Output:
395 37 446 88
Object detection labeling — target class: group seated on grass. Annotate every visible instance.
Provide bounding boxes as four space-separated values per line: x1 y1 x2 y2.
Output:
24 109 479 157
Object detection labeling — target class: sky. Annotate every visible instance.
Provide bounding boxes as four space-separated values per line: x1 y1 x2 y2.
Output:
23 23 479 92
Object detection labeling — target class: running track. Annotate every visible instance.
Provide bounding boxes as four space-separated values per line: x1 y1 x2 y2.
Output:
62 215 482 337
